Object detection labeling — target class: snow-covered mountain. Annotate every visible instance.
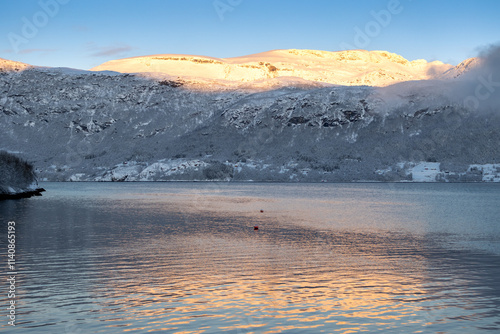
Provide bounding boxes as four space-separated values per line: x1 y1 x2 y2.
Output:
91 49 454 88
0 49 498 182
441 57 482 79
0 58 32 72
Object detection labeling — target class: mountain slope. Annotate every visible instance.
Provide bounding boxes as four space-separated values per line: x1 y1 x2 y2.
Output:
1 48 498 182
91 49 453 88
441 57 481 79
0 63 499 182
0 58 32 72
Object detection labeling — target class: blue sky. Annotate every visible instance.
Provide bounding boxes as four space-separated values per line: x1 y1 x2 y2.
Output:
1 0 499 69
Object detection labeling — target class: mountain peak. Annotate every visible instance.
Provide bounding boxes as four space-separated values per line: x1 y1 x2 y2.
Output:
90 49 455 88
441 57 481 79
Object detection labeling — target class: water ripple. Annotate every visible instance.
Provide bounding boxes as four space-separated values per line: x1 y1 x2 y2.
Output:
1 182 499 333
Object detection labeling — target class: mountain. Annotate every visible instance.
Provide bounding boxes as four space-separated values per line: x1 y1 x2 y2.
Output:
0 49 499 183
0 58 32 72
441 57 481 79
91 49 453 88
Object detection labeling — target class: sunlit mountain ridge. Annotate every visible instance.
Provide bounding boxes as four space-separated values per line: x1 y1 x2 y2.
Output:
0 58 32 72
89 49 457 87
1 49 481 89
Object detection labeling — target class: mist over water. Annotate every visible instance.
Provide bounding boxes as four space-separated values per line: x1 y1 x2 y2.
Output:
1 182 499 333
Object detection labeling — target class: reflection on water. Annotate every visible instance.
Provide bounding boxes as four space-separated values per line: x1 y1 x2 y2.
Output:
1 182 499 333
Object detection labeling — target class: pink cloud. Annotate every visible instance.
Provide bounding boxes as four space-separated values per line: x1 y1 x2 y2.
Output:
89 45 136 57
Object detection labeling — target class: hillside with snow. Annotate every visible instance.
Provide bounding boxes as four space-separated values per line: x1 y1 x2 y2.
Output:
91 49 454 88
0 48 499 182
0 58 32 72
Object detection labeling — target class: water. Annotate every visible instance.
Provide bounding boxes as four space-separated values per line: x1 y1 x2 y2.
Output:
1 182 499 333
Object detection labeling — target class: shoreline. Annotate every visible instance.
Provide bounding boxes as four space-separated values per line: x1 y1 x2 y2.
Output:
0 188 46 200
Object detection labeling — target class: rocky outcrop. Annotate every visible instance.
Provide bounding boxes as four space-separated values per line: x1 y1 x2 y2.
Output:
0 152 44 200
0 187 45 200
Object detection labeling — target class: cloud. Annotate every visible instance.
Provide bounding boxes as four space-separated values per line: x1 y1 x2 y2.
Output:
376 43 500 114
73 25 89 32
1 48 56 55
475 44 500 76
448 43 500 112
89 45 136 57
18 48 57 55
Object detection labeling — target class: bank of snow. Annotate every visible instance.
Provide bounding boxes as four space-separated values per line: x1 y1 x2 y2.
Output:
410 162 441 182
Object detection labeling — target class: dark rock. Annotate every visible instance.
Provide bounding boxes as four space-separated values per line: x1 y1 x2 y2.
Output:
288 116 310 125
0 188 45 200
159 80 184 88
342 110 362 122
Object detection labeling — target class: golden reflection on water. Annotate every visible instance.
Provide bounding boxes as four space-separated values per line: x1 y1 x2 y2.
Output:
10 183 500 333
132 187 427 233
90 190 441 333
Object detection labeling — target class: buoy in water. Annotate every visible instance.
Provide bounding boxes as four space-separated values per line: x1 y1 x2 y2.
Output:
260 209 264 213
254 225 259 230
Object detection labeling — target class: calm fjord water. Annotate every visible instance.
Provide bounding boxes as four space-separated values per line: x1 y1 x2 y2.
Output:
1 182 499 333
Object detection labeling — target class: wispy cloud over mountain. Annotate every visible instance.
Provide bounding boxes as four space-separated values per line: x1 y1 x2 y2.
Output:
445 43 500 112
88 44 136 58
20 49 57 55
2 48 56 55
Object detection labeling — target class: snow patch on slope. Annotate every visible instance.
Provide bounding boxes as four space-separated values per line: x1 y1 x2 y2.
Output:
410 162 441 182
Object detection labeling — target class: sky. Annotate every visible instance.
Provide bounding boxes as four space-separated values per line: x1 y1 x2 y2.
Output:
0 0 499 70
